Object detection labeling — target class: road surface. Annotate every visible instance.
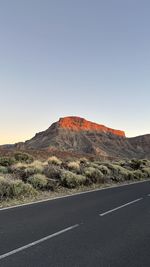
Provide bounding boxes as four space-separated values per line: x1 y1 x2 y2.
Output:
0 180 150 267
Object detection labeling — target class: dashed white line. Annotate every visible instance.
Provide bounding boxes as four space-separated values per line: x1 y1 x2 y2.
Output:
0 224 79 260
99 198 143 216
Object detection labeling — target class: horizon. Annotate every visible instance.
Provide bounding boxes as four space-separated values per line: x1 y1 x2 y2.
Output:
0 1 150 144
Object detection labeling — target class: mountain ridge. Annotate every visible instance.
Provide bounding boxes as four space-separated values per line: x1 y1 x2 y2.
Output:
58 116 125 137
1 116 150 159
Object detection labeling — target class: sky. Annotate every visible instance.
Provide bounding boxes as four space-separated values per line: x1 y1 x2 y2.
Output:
0 0 150 144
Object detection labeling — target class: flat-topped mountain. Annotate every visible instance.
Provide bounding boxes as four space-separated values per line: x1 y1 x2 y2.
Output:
1 116 150 159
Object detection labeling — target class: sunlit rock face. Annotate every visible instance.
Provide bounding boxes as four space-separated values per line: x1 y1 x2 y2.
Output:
58 117 125 137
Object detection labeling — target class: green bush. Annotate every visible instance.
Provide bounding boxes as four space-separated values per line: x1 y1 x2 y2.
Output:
105 164 129 179
27 174 48 190
14 152 34 164
11 180 37 198
0 177 37 200
46 178 58 191
0 177 12 199
126 171 135 181
142 167 150 177
0 157 15 167
88 162 99 169
133 170 146 180
117 160 126 167
61 171 86 188
0 166 9 174
105 161 149 182
98 165 110 175
129 159 148 170
83 167 104 184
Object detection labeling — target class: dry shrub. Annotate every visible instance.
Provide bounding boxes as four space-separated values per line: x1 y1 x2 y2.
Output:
67 161 80 173
0 177 37 199
47 156 62 166
61 171 86 188
14 152 34 164
43 165 62 180
27 174 48 190
142 167 150 177
84 167 104 184
0 157 15 167
29 160 44 173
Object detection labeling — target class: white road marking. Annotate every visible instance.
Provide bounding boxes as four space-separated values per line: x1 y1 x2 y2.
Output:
0 180 149 212
99 198 143 216
0 224 79 260
148 194 150 197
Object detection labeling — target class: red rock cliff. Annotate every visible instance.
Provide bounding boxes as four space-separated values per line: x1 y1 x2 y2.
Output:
58 117 125 137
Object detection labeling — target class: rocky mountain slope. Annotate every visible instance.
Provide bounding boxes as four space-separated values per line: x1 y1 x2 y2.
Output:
6 116 149 159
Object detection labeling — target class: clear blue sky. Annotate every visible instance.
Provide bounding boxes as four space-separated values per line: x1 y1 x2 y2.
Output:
0 0 150 144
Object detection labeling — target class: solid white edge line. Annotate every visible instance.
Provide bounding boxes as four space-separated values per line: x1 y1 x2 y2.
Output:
99 198 143 216
0 224 79 260
0 179 149 212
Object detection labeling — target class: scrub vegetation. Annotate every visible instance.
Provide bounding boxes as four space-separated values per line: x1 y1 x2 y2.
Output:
0 152 150 203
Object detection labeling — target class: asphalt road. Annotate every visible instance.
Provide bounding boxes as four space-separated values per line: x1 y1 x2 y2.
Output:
0 180 150 267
